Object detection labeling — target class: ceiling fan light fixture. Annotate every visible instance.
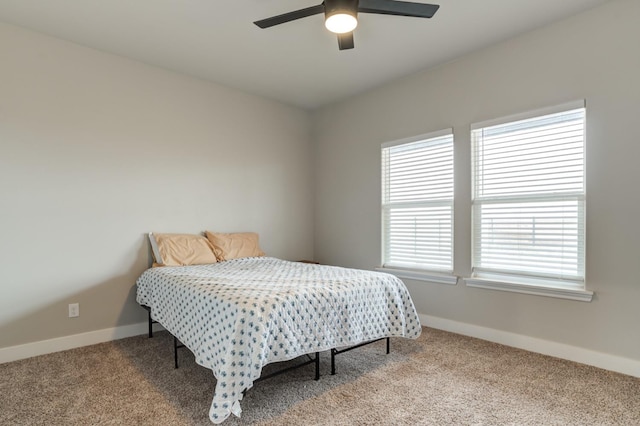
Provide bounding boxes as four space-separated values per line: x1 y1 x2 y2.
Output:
324 0 358 34
325 12 357 34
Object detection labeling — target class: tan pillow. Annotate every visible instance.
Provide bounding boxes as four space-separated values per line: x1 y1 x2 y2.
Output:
205 231 265 261
150 233 217 267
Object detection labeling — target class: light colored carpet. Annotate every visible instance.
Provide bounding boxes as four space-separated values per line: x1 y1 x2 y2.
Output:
1 328 638 425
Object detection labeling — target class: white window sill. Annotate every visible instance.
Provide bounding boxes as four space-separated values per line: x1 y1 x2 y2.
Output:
464 276 593 302
376 267 458 285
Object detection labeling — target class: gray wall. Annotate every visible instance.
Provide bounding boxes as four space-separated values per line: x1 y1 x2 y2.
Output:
2 0 639 367
0 22 313 349
312 0 640 361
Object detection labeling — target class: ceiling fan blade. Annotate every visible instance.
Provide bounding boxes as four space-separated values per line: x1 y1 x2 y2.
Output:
337 32 355 50
254 4 325 29
358 0 439 18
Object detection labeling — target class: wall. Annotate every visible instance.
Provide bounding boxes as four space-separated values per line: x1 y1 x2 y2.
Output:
0 22 313 351
313 0 640 366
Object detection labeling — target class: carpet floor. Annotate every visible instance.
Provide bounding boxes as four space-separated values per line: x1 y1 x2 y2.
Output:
1 328 638 425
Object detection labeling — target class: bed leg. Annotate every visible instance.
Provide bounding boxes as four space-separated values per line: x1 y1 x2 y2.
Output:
148 310 153 338
386 337 390 354
174 336 179 369
315 352 320 381
330 348 336 375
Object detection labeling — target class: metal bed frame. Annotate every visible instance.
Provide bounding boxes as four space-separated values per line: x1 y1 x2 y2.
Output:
141 305 389 384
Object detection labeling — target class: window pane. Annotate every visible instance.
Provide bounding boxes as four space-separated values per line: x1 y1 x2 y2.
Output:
473 198 584 280
473 109 584 198
384 204 453 270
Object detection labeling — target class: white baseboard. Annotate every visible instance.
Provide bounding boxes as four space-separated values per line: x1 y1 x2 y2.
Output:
0 322 165 364
419 314 640 378
4 315 638 379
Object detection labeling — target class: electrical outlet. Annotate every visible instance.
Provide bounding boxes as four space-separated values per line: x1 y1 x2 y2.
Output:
68 303 79 318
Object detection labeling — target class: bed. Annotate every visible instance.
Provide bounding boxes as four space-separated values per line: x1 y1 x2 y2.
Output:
136 256 421 423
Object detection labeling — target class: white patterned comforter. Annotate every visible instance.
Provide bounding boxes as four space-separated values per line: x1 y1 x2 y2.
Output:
136 257 421 423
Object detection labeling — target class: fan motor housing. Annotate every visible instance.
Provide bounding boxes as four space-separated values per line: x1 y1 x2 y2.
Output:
324 0 359 19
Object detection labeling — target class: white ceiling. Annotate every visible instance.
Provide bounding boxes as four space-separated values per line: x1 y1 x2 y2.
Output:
0 0 609 110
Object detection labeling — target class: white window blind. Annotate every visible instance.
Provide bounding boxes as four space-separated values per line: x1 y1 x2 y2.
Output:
382 130 454 273
471 102 586 286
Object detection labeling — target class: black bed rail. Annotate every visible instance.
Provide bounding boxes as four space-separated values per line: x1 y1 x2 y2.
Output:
330 337 390 375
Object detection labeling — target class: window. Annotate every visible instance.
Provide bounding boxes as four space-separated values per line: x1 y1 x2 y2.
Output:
381 129 454 274
470 101 586 291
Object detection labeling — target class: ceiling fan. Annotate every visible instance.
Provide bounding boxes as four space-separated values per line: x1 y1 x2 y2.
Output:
254 0 439 50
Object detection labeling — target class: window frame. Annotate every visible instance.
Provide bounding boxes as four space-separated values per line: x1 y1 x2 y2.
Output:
379 128 456 284
465 100 593 301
